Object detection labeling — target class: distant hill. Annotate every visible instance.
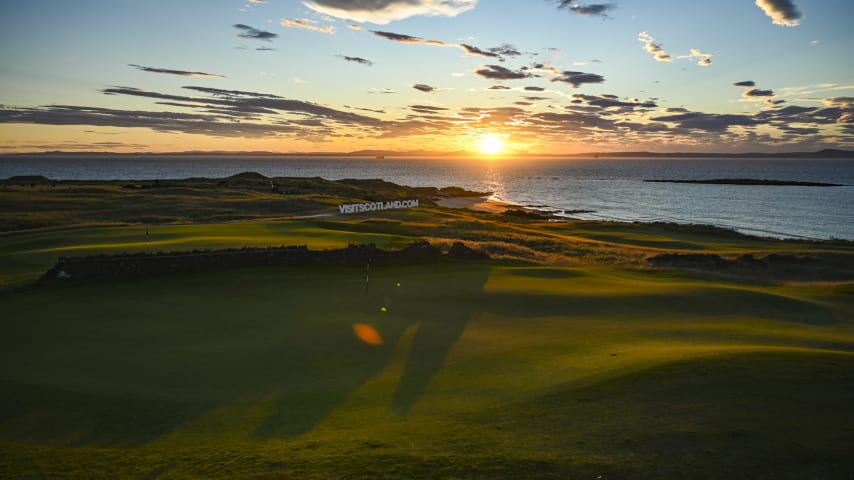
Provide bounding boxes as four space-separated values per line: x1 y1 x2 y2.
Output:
570 149 854 159
345 149 470 157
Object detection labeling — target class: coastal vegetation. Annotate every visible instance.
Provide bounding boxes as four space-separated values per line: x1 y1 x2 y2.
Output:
1 174 853 479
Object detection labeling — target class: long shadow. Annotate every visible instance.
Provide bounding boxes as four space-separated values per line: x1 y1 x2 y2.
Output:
389 265 490 414
0 264 488 445
8 262 830 445
484 288 841 326
254 262 490 437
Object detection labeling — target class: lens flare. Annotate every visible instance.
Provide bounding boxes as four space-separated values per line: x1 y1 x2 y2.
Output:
353 323 383 346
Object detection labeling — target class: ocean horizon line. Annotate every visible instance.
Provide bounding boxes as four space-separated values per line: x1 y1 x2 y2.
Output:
2 148 853 160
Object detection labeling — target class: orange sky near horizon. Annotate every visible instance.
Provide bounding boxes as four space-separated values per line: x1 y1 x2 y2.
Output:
1 1 852 155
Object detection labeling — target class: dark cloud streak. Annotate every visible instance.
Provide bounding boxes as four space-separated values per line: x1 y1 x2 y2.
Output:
129 64 225 78
234 24 278 41
551 71 605 88
474 65 533 80
412 84 439 93
369 29 519 61
554 0 615 17
743 88 775 97
370 30 446 46
338 55 375 66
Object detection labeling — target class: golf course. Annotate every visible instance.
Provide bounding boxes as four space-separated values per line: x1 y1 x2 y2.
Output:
1 174 853 479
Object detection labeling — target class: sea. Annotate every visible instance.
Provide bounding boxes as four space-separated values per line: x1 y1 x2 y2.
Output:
2 155 852 240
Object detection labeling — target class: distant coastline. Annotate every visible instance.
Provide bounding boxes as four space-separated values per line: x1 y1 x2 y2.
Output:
2 148 853 159
2 156 850 240
644 178 847 187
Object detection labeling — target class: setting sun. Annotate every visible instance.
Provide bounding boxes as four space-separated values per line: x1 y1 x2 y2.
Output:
478 134 506 155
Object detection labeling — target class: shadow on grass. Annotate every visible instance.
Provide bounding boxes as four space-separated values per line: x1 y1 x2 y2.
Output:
255 263 490 436
487 287 842 326
389 266 490 414
0 262 490 445
489 351 854 479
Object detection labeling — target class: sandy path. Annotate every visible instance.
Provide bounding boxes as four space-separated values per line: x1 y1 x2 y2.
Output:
434 196 517 213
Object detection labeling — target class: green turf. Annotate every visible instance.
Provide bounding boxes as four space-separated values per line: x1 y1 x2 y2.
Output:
1 259 852 478
1 180 853 478
0 220 417 287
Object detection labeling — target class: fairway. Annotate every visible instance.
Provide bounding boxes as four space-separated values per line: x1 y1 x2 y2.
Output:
2 253 853 478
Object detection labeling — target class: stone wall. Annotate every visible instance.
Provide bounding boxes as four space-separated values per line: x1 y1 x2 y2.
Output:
40 241 487 282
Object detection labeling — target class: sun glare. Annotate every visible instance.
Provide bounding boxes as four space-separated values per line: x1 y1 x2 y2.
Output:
478 134 506 155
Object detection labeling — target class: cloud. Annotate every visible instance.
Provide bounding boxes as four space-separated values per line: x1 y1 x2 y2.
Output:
97 85 383 127
638 32 672 62
638 35 712 67
524 86 546 92
733 81 775 100
369 29 518 61
553 0 615 17
412 83 439 93
488 44 522 58
409 105 449 114
824 97 854 107
687 49 713 67
755 103 853 127
281 18 336 34
128 64 225 78
459 44 501 59
755 0 801 26
743 88 775 97
551 70 605 88
182 86 281 99
234 24 278 41
338 55 374 66
473 65 533 80
303 0 477 25
369 29 447 46
572 93 657 110
0 104 299 137
487 85 512 90
530 63 561 75
651 111 759 132
457 43 522 62
530 111 618 131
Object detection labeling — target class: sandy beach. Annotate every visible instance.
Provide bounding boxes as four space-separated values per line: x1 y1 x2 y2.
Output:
434 196 517 213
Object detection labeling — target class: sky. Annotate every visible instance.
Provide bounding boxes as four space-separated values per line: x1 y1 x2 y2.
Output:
1 0 853 154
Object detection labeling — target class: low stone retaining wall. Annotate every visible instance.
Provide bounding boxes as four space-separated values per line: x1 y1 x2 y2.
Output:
40 241 488 283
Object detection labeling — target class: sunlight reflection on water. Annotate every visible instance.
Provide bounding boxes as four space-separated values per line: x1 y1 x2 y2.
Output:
1 155 851 239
